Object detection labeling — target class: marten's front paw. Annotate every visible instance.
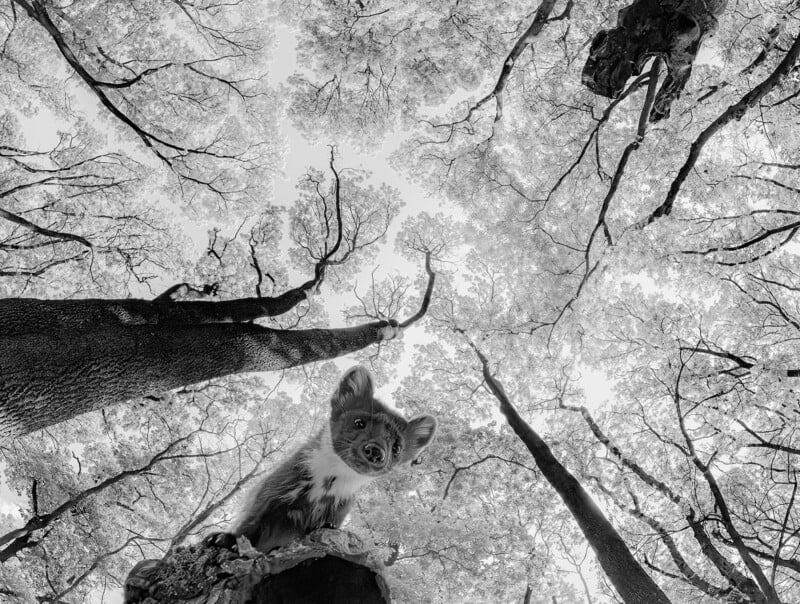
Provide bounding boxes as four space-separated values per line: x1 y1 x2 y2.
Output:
202 531 238 551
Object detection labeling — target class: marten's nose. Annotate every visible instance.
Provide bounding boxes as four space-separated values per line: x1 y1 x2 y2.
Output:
363 443 385 465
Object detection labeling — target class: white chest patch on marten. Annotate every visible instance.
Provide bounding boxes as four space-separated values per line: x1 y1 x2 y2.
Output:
224 366 438 553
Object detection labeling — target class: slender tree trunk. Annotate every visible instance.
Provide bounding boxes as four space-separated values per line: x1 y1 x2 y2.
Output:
470 344 672 604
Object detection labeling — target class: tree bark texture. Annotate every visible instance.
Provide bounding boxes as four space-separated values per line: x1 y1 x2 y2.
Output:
124 528 390 604
0 297 398 441
0 295 318 336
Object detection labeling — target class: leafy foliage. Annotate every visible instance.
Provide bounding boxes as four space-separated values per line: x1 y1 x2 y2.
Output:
3 0 800 602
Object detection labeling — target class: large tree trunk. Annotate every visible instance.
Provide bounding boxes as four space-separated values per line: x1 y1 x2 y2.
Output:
0 264 435 441
0 293 317 336
0 316 393 440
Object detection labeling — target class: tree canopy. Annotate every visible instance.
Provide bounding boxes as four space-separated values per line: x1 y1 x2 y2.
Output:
2 0 800 602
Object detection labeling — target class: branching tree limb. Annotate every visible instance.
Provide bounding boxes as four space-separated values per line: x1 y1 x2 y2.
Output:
10 0 257 197
672 352 781 603
561 396 766 600
589 477 734 601
440 454 537 502
448 0 568 124
0 432 198 561
0 207 93 248
461 335 671 604
639 31 800 227
544 71 650 206
585 58 662 261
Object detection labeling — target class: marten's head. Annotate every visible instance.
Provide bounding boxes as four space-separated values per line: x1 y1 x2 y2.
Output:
329 366 437 477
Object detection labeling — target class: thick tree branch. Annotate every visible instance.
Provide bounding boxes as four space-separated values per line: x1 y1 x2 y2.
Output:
639 31 800 227
0 207 93 248
399 250 435 328
682 219 800 266
1 233 430 337
735 419 800 456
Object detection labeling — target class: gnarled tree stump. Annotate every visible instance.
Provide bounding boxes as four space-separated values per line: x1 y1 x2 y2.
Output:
124 529 391 604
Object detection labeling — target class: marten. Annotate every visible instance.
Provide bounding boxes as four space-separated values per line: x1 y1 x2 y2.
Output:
209 366 437 553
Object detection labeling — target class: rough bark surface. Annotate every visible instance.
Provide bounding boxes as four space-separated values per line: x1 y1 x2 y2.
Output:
582 0 727 121
0 295 317 336
124 528 390 604
1 249 434 440
0 298 398 441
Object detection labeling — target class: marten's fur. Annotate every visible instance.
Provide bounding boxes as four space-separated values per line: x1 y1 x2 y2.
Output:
225 366 437 552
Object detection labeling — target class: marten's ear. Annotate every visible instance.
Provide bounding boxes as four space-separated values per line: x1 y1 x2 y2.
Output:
331 366 374 413
403 415 437 462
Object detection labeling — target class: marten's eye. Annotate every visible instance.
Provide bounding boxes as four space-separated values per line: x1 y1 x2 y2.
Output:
391 441 401 457
354 418 366 429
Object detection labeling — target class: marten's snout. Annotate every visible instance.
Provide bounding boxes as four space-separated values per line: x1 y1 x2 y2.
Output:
363 442 386 466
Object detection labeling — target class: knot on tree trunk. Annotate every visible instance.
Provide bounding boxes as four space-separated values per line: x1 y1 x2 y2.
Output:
124 528 391 604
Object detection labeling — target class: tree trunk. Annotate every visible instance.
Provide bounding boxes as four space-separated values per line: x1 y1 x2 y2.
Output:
0 298 399 441
124 529 390 604
0 250 434 441
0 294 315 336
472 346 672 604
